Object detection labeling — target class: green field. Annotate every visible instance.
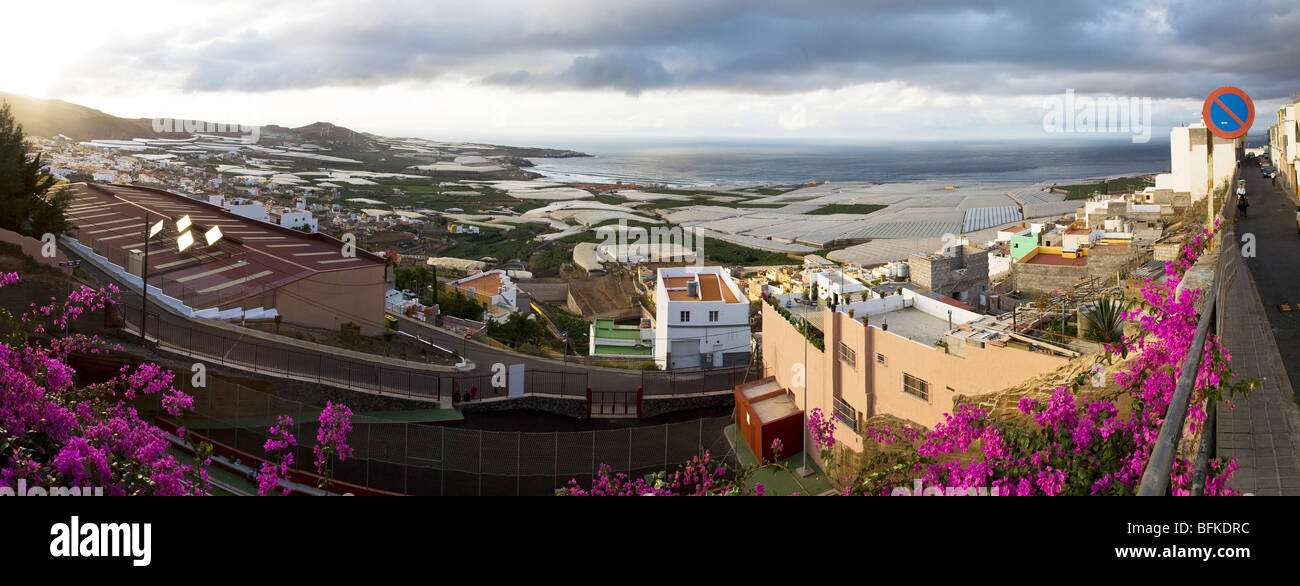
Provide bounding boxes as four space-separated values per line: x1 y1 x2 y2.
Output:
806 204 887 215
703 237 797 265
439 223 545 260
1054 175 1156 200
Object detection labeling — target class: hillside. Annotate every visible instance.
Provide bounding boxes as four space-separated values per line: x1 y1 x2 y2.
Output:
0 91 374 147
0 91 156 140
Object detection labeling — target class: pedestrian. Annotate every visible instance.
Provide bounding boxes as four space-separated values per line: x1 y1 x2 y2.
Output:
1237 193 1249 219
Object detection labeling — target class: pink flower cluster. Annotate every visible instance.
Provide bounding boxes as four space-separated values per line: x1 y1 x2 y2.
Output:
557 451 729 496
807 408 836 451
847 224 1245 496
313 401 355 476
257 415 297 496
0 274 204 495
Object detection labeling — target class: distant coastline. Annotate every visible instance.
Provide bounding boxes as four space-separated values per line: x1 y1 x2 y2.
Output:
527 139 1171 188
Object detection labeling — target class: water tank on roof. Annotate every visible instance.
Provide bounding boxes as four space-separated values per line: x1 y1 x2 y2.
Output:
687 280 698 298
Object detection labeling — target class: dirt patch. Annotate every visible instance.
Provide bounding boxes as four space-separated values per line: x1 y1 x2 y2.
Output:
561 266 644 319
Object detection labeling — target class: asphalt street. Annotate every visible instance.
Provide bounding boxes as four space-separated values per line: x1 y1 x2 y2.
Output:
1237 162 1300 398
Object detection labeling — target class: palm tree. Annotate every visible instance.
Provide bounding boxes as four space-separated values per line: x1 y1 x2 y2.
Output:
1086 295 1130 344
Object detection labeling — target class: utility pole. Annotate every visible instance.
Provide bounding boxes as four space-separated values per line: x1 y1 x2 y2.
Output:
797 312 812 477
140 212 151 340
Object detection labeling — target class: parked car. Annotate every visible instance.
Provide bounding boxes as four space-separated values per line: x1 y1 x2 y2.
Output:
1262 166 1275 179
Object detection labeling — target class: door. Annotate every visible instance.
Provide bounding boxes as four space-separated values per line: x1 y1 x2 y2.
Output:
669 339 700 370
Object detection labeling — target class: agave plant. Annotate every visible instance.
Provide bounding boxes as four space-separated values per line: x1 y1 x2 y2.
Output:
1086 295 1130 343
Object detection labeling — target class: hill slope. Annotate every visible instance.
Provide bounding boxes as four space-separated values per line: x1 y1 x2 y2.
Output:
0 92 156 140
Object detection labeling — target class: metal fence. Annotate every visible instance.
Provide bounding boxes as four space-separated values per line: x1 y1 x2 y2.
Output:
175 378 737 495
1138 176 1236 496
116 295 754 404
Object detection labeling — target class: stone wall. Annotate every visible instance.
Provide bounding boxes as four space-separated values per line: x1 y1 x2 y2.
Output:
1086 247 1132 280
1012 263 1088 296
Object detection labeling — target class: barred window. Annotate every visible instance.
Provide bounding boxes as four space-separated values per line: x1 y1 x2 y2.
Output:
833 397 858 433
876 353 886 364
836 342 856 367
903 373 930 401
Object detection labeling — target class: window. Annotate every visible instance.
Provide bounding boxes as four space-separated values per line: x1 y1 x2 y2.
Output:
836 342 856 367
833 397 858 433
903 373 930 401
708 310 719 322
875 353 886 365
680 311 690 322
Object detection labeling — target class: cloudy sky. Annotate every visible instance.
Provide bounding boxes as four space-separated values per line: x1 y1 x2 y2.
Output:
5 0 1297 144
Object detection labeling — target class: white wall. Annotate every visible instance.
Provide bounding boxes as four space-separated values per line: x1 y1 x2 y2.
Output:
902 288 983 324
654 266 751 369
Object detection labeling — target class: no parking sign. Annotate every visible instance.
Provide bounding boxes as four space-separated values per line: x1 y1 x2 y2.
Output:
1202 86 1254 139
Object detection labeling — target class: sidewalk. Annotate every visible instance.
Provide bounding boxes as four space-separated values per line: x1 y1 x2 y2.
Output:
1216 237 1300 495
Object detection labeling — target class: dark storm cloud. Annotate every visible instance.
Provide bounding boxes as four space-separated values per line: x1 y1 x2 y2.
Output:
135 0 1299 100
489 53 675 95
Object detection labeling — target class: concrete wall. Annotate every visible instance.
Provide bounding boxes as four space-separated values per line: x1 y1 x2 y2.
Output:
0 227 67 268
277 264 387 335
1012 262 1087 296
1086 246 1132 280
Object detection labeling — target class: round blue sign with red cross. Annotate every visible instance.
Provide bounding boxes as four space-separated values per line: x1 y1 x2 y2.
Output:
1202 86 1254 140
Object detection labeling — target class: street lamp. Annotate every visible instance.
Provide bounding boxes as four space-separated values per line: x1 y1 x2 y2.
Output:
797 311 812 477
139 214 222 340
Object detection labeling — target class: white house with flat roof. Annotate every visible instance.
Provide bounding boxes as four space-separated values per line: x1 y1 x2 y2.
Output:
654 266 751 370
1154 122 1242 202
812 270 866 304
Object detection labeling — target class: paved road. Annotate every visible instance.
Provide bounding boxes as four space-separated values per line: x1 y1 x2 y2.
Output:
1237 163 1300 396
389 312 752 397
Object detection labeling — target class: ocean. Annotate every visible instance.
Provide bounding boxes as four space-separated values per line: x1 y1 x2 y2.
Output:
527 138 1173 187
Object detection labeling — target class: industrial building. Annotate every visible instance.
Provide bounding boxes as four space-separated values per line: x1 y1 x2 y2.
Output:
63 183 390 334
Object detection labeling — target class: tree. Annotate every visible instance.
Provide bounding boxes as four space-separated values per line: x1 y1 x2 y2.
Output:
486 311 547 348
0 102 67 237
1085 295 1130 344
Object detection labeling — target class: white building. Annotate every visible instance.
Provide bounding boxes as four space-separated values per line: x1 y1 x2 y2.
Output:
812 270 866 303
653 266 751 370
449 269 529 323
208 195 270 222
271 208 318 232
1154 122 1243 202
1268 101 1298 198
